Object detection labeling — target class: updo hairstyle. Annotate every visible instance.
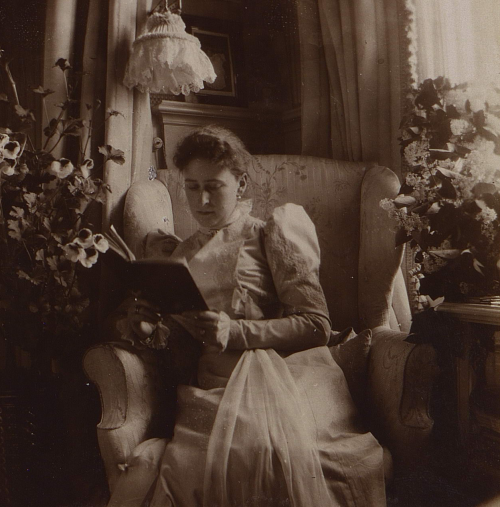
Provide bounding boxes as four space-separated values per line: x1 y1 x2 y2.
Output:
173 125 252 177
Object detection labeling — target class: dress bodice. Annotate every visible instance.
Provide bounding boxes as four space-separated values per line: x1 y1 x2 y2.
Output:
170 206 280 321
145 201 330 388
166 201 329 322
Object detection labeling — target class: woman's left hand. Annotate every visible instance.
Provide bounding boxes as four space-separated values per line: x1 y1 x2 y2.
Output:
172 310 231 349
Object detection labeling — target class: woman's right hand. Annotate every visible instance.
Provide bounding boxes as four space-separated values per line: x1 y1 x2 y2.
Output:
126 297 161 340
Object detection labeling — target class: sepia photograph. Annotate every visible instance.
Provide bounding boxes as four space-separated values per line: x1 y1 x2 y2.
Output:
1 1 500 506
190 27 236 97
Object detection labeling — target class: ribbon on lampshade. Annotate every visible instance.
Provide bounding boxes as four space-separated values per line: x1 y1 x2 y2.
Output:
123 0 216 95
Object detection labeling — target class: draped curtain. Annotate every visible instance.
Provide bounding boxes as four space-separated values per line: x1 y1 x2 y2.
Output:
412 0 500 86
298 0 413 179
43 0 155 232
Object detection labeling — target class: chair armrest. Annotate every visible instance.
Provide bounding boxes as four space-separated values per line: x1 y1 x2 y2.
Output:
359 166 407 330
83 343 169 493
368 326 439 475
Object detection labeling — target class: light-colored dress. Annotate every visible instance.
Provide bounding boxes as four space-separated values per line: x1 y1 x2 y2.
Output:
143 202 386 507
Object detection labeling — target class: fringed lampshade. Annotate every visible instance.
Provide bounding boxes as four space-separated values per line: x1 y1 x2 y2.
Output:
123 2 216 95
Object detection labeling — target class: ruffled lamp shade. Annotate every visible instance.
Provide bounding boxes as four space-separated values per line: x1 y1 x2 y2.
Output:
123 9 216 95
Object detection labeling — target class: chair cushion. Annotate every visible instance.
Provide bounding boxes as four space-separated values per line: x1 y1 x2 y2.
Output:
329 328 372 409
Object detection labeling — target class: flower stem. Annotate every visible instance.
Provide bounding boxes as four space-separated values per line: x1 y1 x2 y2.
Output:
43 99 50 126
1 58 20 106
43 108 65 151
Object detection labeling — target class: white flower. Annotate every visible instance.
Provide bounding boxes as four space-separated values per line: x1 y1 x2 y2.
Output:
74 228 94 248
379 198 395 211
93 234 109 253
62 242 86 263
450 119 472 136
2 140 21 160
47 158 74 179
0 159 16 176
0 133 9 150
80 247 98 268
400 212 428 233
80 158 94 178
404 139 430 166
476 207 497 224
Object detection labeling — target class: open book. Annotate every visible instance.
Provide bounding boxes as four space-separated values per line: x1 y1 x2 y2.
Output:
105 225 208 314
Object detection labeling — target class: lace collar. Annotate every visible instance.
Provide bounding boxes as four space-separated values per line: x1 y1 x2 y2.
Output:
198 199 253 237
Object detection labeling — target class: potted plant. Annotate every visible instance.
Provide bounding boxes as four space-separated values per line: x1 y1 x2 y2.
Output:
0 50 124 505
0 51 129 373
381 77 500 310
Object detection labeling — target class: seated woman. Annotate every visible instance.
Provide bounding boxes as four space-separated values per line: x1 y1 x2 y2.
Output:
110 125 386 507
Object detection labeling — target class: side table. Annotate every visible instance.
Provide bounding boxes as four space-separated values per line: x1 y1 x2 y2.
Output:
437 302 500 498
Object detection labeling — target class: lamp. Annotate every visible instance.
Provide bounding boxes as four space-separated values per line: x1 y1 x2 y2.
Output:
123 0 216 95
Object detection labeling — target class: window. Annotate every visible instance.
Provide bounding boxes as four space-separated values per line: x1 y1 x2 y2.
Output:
410 0 500 86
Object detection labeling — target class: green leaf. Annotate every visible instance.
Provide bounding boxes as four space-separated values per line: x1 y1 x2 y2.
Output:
413 202 432 216
106 108 124 118
61 118 84 137
473 110 486 129
429 249 461 259
32 86 55 98
14 105 35 122
415 79 442 110
44 118 59 138
396 228 411 246
54 58 71 71
473 182 497 198
394 195 417 208
434 172 457 200
98 145 125 165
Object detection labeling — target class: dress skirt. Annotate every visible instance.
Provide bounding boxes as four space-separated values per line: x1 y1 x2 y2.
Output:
149 346 386 507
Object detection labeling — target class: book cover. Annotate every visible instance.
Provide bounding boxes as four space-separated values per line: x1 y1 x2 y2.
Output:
105 226 208 314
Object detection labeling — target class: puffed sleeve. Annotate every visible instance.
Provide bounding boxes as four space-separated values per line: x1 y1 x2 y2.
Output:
223 204 331 351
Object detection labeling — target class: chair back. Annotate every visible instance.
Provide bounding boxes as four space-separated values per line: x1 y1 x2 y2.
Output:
164 155 411 332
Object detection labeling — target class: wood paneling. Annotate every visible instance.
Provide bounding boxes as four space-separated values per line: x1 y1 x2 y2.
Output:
154 101 301 169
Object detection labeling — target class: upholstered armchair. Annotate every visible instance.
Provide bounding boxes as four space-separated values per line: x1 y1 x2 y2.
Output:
84 155 438 495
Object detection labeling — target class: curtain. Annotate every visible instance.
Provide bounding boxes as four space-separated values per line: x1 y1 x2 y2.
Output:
43 0 155 232
298 0 413 179
412 0 500 86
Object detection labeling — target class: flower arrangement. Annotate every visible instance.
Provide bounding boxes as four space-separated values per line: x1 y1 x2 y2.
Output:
0 51 125 367
381 77 500 310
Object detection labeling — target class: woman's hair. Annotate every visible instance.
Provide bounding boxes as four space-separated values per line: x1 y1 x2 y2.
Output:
173 125 252 177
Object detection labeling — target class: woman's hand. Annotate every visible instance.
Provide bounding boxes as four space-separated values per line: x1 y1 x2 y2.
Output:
172 310 231 350
127 297 162 340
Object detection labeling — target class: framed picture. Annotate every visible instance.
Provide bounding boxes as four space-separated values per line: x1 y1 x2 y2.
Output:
192 27 236 97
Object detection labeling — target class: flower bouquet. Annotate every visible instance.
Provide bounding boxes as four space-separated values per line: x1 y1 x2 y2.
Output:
0 51 125 369
381 78 500 310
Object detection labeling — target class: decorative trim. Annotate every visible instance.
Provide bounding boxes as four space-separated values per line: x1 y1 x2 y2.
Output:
397 0 420 312
397 0 418 135
155 100 263 127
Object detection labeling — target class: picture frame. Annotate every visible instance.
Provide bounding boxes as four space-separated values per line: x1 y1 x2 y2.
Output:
191 27 236 97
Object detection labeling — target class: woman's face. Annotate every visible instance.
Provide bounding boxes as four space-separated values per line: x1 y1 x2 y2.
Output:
183 158 247 229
